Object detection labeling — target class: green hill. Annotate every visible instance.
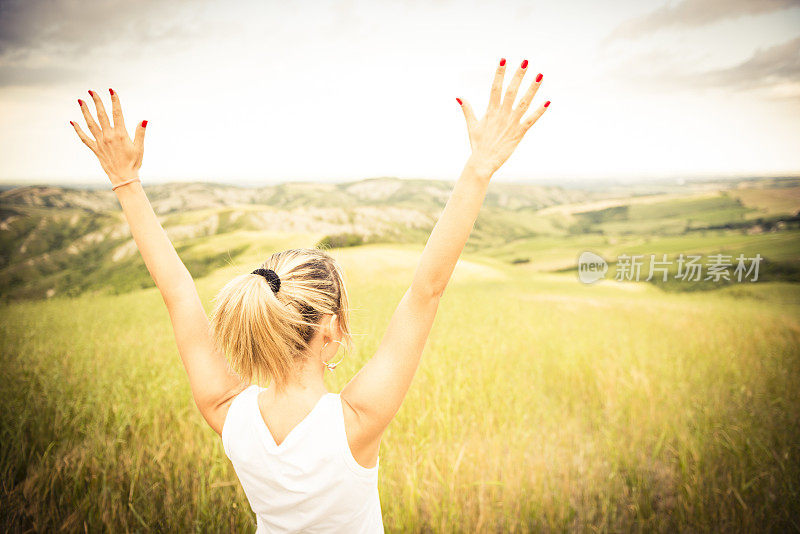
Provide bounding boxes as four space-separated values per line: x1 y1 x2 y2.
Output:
1 177 799 301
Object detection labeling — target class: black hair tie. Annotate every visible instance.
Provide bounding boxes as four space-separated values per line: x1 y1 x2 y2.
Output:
252 268 281 294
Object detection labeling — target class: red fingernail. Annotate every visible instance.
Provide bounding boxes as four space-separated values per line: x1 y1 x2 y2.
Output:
536 73 543 83
88 90 94 97
142 120 148 127
499 58 506 67
109 88 114 95
456 98 462 106
544 101 551 107
69 121 74 126
521 60 528 69
78 99 84 106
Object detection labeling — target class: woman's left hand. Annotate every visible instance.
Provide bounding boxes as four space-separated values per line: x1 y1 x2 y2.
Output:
457 59 550 177
70 89 147 186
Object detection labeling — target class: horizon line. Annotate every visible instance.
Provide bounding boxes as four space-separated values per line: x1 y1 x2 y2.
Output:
2 173 800 192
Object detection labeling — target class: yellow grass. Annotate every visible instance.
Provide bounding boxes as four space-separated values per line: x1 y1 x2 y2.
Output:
1 242 799 532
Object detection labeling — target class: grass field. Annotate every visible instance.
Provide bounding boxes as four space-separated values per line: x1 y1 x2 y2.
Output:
2 235 799 532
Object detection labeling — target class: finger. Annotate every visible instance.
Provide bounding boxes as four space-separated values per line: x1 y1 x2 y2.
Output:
78 99 102 140
88 90 112 131
513 72 543 120
457 97 478 132
133 120 148 161
502 59 529 113
521 100 550 133
487 58 507 114
108 88 127 133
70 120 97 152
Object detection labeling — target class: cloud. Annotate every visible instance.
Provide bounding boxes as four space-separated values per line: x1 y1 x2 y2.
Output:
611 36 800 100
0 64 80 87
0 0 206 86
698 36 800 91
608 0 800 41
0 0 203 55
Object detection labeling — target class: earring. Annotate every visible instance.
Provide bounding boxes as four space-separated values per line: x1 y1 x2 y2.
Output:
321 340 347 372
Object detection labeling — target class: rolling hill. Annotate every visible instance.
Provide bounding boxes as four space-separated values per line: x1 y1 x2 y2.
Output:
1 176 799 301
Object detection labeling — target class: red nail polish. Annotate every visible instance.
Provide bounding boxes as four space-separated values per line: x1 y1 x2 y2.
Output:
69 121 74 126
78 99 84 106
499 58 506 67
521 60 528 69
142 120 148 128
536 73 543 83
456 98 463 106
544 101 551 108
88 90 95 97
109 88 115 96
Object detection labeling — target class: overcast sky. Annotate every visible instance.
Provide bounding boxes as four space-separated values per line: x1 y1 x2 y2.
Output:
1 0 799 185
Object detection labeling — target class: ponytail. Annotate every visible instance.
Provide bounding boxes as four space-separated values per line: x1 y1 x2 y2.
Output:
210 248 352 390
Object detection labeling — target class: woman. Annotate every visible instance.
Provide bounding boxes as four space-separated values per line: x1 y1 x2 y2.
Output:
70 58 550 532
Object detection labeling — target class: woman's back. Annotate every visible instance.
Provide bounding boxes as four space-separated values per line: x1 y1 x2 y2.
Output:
222 386 383 533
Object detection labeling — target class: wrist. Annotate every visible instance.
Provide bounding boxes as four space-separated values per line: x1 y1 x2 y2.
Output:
464 155 495 182
113 178 144 198
110 168 139 184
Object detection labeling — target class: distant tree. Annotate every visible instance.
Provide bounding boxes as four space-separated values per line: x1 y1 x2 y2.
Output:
316 233 364 249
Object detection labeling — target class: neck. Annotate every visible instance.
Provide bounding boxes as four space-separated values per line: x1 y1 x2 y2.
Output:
265 356 328 402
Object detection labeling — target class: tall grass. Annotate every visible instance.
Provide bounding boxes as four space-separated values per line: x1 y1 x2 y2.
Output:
1 244 799 532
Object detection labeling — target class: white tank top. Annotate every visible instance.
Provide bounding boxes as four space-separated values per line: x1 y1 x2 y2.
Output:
221 385 384 533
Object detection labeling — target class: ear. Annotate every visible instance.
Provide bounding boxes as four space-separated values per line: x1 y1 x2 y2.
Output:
320 314 337 342
329 314 341 340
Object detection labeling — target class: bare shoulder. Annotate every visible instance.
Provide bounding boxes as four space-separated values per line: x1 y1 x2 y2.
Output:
340 394 382 470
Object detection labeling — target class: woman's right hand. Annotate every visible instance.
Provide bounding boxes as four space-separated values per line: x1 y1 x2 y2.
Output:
70 89 147 188
457 58 550 177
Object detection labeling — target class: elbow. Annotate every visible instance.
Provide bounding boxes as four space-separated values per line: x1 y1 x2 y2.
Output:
410 282 446 301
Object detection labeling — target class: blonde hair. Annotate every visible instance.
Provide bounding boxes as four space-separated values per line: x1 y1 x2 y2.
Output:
210 248 353 390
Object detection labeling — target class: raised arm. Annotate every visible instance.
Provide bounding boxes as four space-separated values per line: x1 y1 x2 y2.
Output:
70 90 244 434
341 59 550 452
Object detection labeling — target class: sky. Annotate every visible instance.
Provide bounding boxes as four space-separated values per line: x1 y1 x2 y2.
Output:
0 0 799 186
